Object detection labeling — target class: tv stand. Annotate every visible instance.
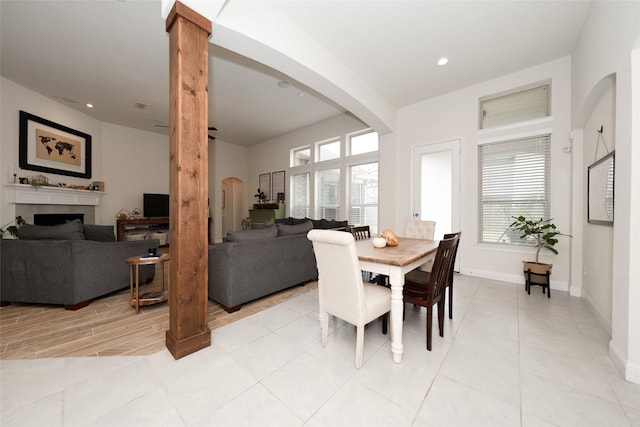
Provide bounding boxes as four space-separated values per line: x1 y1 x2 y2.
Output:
117 218 169 242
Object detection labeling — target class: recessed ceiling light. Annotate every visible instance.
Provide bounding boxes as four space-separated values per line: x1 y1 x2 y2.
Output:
437 57 449 66
86 103 94 108
277 80 290 89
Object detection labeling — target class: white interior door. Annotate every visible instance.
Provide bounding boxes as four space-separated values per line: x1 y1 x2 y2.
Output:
412 139 461 252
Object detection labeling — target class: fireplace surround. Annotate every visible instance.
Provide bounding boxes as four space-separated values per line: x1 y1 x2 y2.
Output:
6 183 104 225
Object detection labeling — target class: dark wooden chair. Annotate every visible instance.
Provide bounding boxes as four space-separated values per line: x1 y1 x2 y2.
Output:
403 235 459 350
443 232 461 319
348 225 371 241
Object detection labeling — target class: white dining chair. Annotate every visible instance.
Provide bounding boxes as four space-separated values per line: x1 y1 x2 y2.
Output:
405 220 436 271
307 229 391 369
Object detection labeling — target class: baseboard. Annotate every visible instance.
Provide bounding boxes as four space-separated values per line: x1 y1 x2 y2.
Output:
626 361 640 385
581 288 612 334
459 267 521 285
460 267 569 291
569 285 582 297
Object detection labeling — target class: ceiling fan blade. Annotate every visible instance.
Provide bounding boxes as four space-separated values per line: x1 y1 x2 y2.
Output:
208 127 217 131
208 135 216 140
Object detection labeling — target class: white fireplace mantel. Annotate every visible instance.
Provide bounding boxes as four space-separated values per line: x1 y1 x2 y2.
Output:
5 184 105 206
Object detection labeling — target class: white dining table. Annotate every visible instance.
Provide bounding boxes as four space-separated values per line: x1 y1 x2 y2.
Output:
354 237 439 363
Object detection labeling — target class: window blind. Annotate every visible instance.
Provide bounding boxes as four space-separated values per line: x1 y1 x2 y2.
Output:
478 134 550 245
480 84 549 129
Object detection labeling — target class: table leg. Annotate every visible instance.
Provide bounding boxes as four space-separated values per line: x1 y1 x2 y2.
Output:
389 269 404 363
134 264 140 314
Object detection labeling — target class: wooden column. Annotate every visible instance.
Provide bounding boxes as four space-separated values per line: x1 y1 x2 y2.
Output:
165 2 212 359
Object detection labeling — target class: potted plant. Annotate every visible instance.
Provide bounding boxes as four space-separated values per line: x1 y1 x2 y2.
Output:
509 216 568 283
0 216 26 238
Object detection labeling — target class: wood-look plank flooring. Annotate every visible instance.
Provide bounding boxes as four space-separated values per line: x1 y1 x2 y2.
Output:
0 259 317 360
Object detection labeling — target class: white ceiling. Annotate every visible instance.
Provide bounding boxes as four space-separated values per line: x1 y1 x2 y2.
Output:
1 1 591 146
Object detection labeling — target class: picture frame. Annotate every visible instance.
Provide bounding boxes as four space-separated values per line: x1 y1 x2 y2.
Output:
259 173 271 201
272 170 285 202
19 110 92 179
588 150 615 225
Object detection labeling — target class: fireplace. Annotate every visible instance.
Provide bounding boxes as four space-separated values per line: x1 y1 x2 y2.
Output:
7 184 104 225
34 213 84 226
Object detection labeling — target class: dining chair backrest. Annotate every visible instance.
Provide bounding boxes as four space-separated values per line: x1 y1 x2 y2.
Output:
348 225 371 241
430 235 458 300
404 220 436 240
443 231 461 282
307 229 367 325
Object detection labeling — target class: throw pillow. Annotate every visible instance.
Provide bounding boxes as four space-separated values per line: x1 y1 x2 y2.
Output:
83 224 116 242
276 220 313 236
16 219 85 240
226 225 277 242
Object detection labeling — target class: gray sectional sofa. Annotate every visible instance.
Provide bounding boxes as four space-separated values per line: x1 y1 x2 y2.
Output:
0 220 157 309
208 218 347 312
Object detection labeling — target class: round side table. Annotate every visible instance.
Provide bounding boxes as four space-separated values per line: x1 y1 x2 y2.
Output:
126 253 170 314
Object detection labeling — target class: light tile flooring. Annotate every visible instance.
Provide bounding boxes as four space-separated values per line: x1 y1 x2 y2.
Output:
2 275 639 426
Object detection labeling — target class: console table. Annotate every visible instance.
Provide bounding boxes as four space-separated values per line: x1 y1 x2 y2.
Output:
117 218 169 242
249 203 285 225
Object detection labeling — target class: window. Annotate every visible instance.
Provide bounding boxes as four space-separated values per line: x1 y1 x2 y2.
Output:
317 139 340 161
317 168 340 220
289 129 378 225
291 146 310 167
291 172 309 218
349 162 379 233
479 84 550 129
478 134 550 245
350 131 378 155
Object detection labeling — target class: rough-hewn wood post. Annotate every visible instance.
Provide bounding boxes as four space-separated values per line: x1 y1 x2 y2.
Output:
165 2 211 359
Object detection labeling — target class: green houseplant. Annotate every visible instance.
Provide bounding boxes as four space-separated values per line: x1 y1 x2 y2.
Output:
509 215 568 282
0 216 26 238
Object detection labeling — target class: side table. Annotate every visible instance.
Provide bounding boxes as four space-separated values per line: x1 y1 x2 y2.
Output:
126 253 170 313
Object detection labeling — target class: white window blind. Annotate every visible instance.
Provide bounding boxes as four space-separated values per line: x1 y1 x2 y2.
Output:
348 162 379 234
317 168 340 220
291 172 309 218
480 84 550 129
478 134 550 245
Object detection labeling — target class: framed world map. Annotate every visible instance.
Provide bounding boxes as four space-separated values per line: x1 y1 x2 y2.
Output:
19 110 92 179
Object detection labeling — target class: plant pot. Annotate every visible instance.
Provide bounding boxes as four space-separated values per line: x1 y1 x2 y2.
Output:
523 261 552 284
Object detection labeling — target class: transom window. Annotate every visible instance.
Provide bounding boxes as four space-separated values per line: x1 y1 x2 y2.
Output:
479 83 550 129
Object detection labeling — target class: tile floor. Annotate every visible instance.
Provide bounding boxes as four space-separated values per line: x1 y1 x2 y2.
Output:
2 275 639 426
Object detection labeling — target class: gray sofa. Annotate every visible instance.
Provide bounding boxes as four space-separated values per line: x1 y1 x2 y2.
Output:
0 220 157 309
208 219 346 312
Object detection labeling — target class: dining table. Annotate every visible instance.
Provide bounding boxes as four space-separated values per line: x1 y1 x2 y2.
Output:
354 237 439 363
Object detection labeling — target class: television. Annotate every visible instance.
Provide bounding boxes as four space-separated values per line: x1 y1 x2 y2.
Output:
143 193 169 218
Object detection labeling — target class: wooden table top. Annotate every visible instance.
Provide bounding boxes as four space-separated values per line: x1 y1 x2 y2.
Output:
354 237 439 267
126 253 170 265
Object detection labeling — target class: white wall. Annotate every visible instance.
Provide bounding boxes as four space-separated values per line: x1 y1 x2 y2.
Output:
396 57 573 289
580 76 615 332
1 77 169 228
101 122 169 221
572 0 640 384
1 77 103 224
211 139 249 243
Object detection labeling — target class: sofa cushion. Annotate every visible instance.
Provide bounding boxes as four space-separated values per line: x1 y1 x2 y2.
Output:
311 219 348 230
83 224 116 242
275 217 310 226
16 219 85 240
227 225 277 242
277 220 313 236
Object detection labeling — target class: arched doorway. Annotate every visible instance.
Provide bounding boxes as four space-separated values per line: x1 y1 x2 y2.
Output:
221 177 244 238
